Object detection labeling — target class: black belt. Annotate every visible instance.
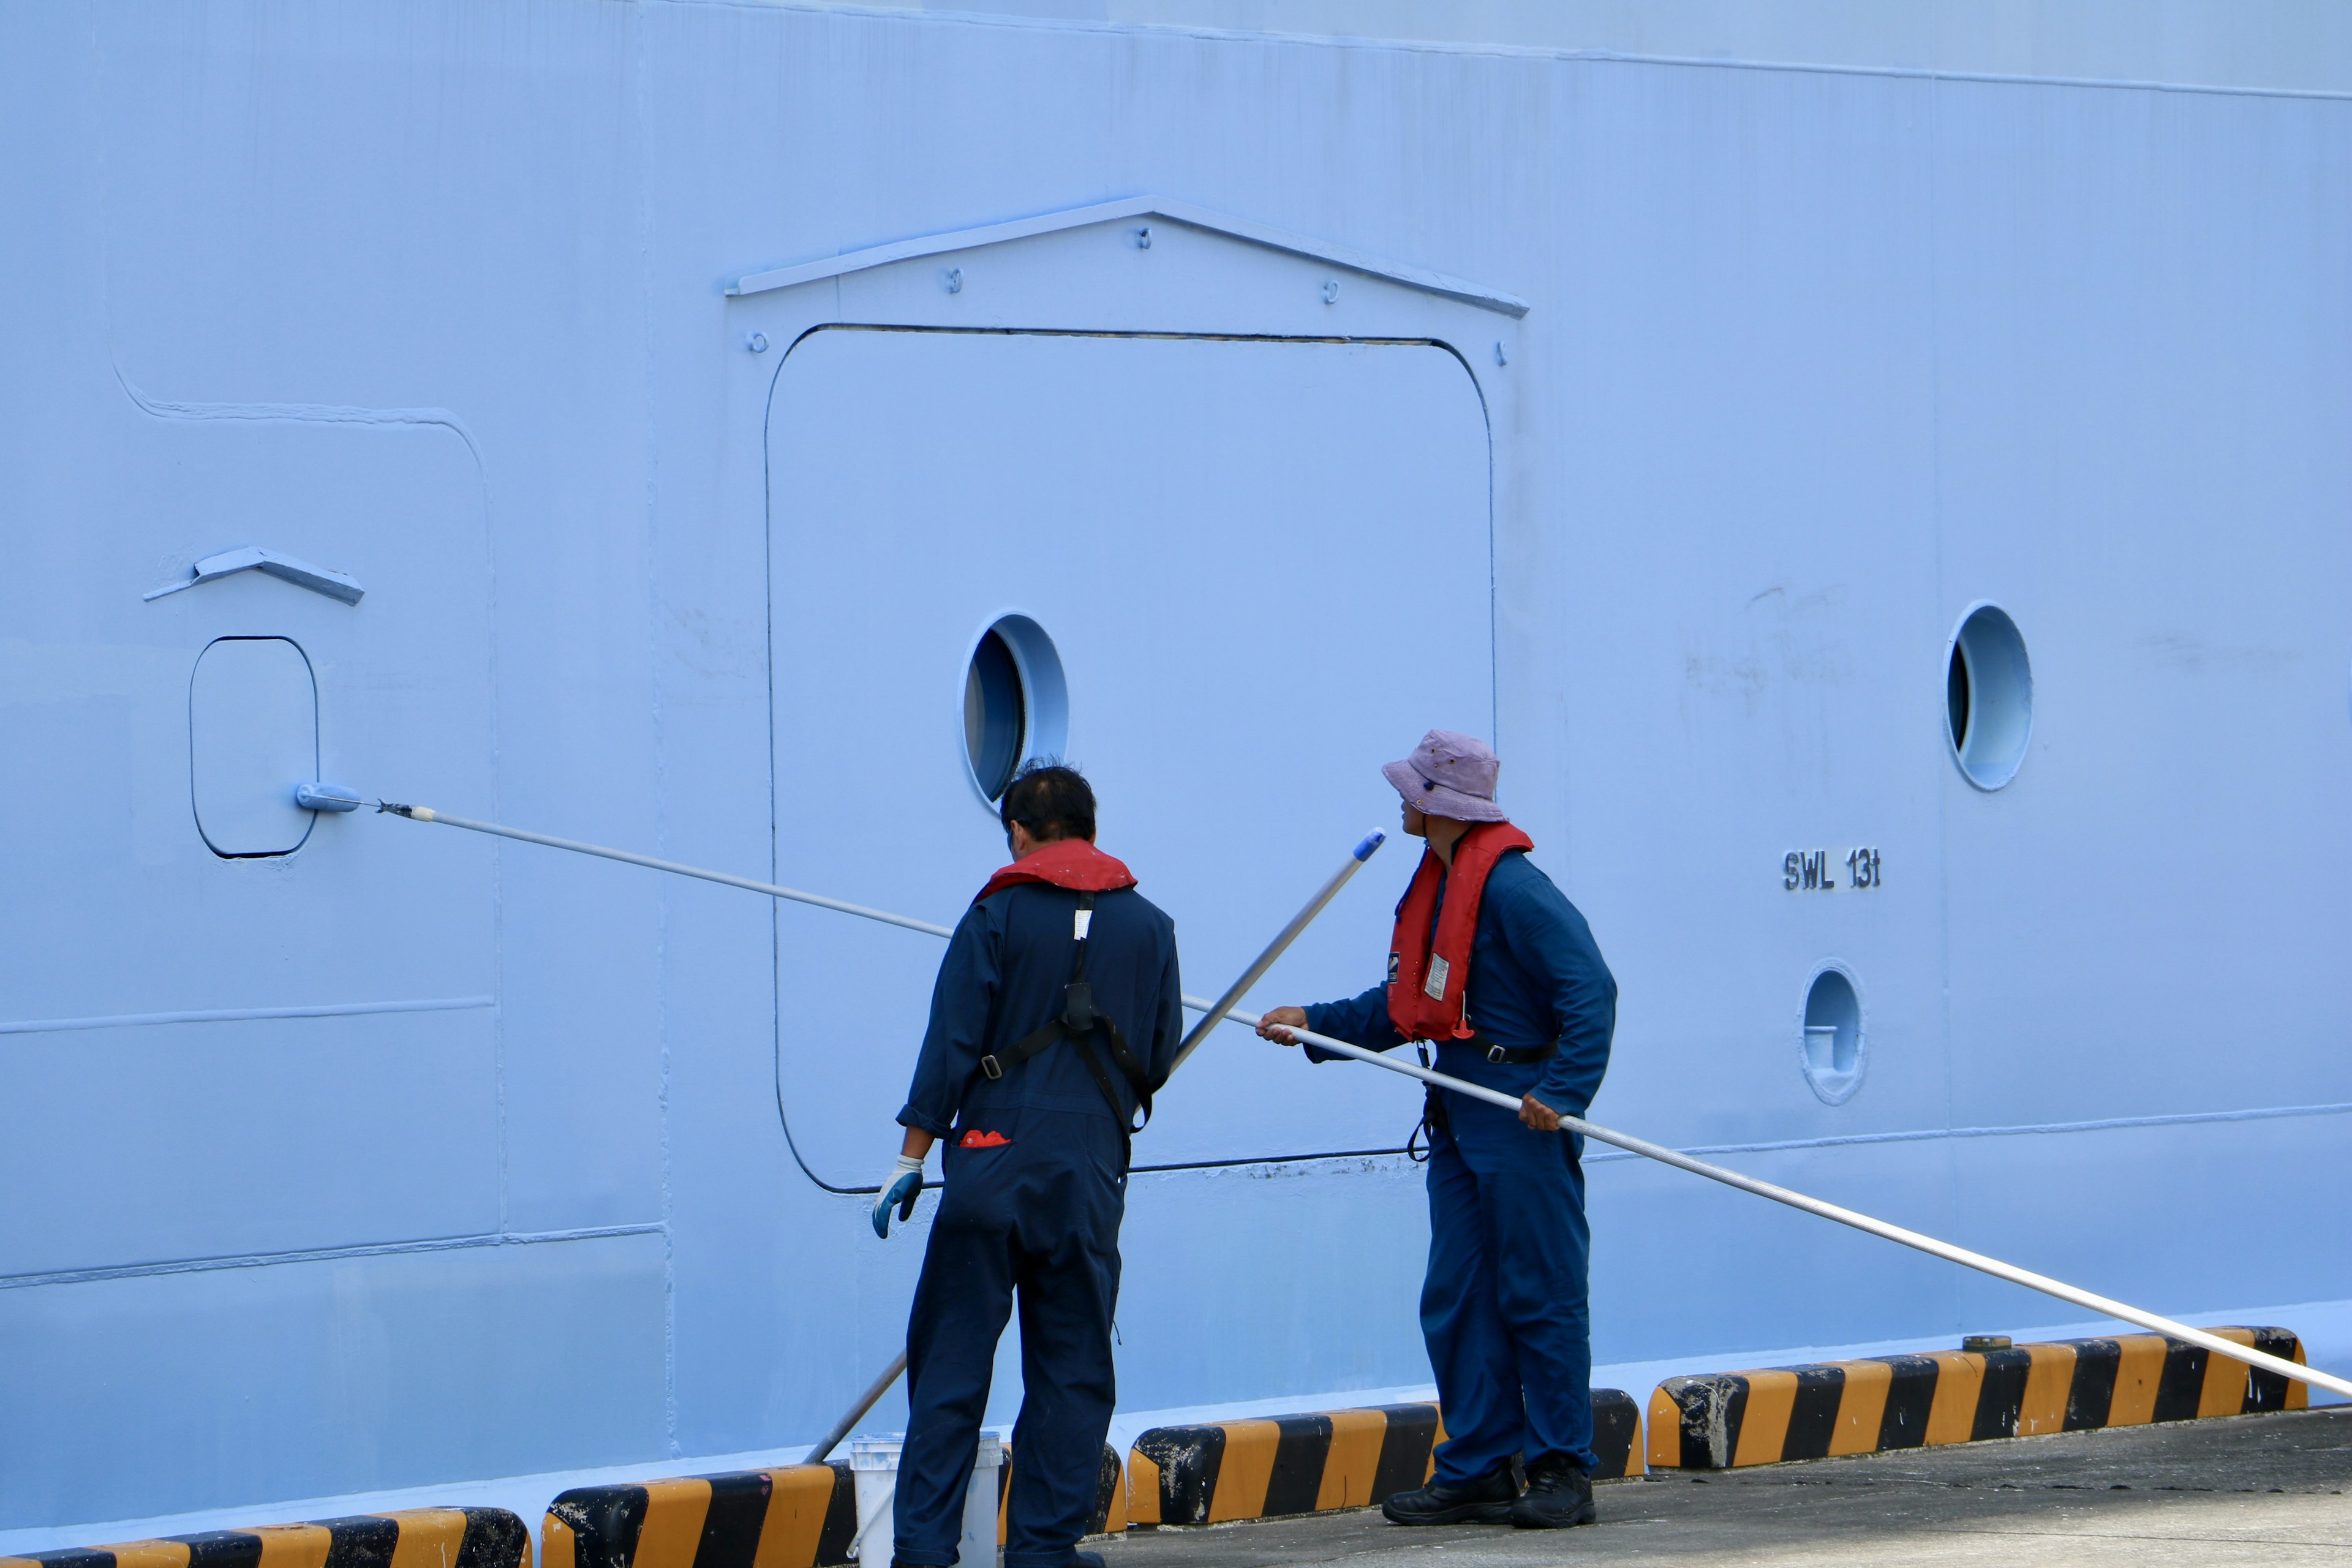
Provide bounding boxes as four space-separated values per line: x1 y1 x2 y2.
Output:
1406 1035 1555 1162
1464 1032 1554 1066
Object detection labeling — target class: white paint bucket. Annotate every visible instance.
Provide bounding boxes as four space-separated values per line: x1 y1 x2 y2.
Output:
848 1433 1003 1566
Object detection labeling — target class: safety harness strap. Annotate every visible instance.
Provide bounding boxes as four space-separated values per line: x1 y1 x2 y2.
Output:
976 891 1154 1136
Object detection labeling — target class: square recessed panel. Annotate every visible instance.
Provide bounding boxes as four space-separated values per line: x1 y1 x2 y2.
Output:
768 327 1493 1180
189 635 317 856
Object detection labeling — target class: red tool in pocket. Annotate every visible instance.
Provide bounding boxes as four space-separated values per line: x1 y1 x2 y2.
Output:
958 1129 1011 1148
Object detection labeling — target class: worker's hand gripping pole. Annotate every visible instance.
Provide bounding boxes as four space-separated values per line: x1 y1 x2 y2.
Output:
1259 1016 2352 1406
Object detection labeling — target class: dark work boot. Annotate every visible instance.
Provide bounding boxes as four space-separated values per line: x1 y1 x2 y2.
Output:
1508 1455 1595 1528
1379 1464 1518 1525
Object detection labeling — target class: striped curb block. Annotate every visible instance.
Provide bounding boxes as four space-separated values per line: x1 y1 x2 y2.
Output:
545 1468 852 1568
543 1443 1126 1568
1 1510 532 1568
1126 1393 1642 1526
1647 1325 2310 1470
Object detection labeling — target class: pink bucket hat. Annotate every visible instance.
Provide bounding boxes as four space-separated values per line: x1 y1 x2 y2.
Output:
1381 729 1510 823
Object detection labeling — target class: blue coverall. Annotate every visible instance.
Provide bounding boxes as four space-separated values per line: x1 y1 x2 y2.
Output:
894 879 1183 1568
1304 848 1615 1480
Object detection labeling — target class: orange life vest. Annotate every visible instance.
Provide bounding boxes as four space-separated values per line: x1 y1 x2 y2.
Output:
1385 822 1535 1042
973 839 1137 902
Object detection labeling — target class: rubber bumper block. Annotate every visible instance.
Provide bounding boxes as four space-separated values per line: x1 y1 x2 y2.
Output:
1126 1392 1641 1526
1647 1324 2310 1471
545 1466 853 1568
0 1509 531 1568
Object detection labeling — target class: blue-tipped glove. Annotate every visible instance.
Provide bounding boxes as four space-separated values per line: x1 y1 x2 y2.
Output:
873 1153 927 1238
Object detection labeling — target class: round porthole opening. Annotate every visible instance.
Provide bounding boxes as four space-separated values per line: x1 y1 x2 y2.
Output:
1800 964 1864 1106
960 615 1068 804
1945 603 2032 790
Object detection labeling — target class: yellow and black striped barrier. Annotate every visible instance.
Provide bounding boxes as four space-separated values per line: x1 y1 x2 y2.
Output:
544 1446 1125 1568
543 1467 851 1568
1647 1325 2309 1470
0 1509 532 1568
1126 1393 1641 1526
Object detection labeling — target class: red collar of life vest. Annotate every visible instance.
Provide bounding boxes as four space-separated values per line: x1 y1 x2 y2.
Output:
973 839 1138 903
1386 821 1536 1042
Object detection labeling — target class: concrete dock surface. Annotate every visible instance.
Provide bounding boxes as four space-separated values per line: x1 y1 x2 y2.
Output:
1101 1407 2352 1566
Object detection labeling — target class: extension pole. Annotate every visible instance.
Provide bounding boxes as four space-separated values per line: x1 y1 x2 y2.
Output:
1257 1016 2352 1404
1170 830 1385 1071
807 1355 910 1468
377 799 1379 1030
376 802 1393 1454
376 802 956 937
382 803 2346 1403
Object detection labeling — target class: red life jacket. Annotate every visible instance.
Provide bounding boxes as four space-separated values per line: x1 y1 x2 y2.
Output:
973 839 1138 903
1386 822 1536 1042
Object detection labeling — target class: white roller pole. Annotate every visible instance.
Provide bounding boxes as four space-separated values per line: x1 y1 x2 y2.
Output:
377 801 2350 1400
377 802 957 937
378 801 1382 1030
1252 1014 2352 1404
1169 829 1386 1071
379 800 1390 1458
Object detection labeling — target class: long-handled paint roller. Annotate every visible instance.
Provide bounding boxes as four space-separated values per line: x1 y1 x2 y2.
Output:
1256 1015 2352 1405
372 797 1389 1458
369 799 2352 1412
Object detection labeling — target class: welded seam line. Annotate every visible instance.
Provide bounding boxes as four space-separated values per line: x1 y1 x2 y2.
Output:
0 1223 667 1290
700 2 2352 104
0 997 498 1036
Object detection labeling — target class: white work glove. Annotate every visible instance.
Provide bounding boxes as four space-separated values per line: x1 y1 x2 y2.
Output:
872 1153 927 1238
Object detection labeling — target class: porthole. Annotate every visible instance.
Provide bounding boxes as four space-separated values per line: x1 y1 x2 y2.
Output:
1945 603 2032 790
960 615 1068 803
1799 963 1865 1106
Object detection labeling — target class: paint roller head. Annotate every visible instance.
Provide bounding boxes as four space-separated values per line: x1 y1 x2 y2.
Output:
294 782 364 813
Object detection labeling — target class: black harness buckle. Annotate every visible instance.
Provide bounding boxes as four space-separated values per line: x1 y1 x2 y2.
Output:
979 1054 1004 1080
1486 1041 1509 1063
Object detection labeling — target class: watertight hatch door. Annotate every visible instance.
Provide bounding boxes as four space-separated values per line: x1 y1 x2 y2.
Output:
189 635 317 856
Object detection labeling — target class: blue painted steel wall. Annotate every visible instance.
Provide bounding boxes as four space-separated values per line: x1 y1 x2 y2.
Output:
1 0 2347 1532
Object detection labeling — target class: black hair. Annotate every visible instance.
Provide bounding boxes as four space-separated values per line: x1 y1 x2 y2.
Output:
999 760 1096 843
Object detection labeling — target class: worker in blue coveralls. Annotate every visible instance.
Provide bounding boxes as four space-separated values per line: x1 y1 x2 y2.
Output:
1257 729 1616 1531
873 761 1183 1568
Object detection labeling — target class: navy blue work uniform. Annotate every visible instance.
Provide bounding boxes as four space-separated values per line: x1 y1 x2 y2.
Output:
1305 849 1614 1480
894 875 1182 1568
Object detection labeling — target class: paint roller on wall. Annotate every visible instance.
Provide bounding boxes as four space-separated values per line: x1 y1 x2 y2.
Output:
357 794 1387 1457
331 790 2352 1416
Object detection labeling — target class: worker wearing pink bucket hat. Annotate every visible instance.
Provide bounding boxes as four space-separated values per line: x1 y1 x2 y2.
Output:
1259 729 1618 1532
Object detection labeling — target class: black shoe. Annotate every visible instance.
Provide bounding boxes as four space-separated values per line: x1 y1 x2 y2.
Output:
1509 1456 1596 1528
1379 1466 1518 1525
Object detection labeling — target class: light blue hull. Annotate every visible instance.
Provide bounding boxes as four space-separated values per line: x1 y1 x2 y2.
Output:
2 0 2346 1540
